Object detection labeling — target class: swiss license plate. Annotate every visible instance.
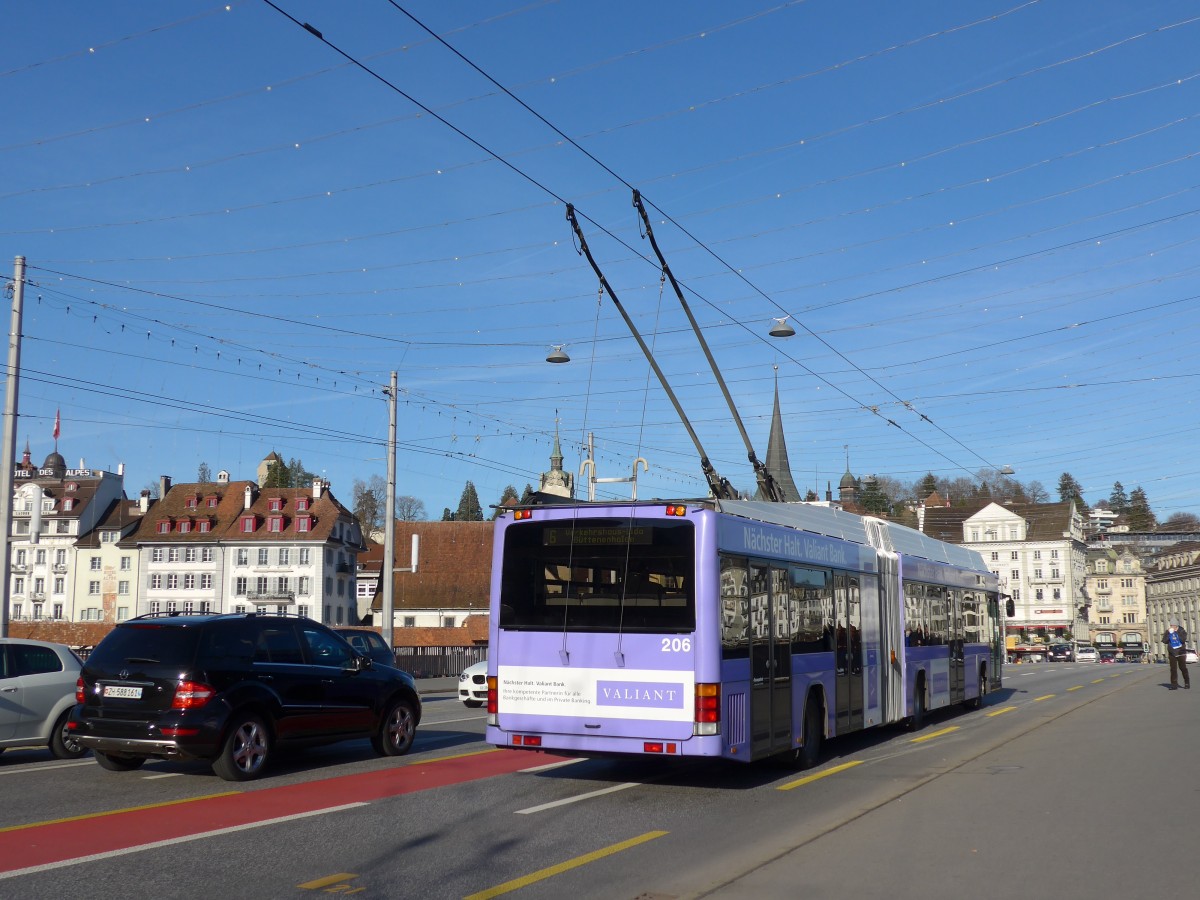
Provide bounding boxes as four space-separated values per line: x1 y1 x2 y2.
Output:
103 685 143 699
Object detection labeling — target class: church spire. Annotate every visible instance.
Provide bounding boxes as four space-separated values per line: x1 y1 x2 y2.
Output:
759 368 800 501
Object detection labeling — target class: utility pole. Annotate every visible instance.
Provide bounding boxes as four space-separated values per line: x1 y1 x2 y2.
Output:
382 371 397 648
0 257 25 638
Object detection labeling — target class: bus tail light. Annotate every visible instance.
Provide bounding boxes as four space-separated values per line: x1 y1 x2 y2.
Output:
694 683 720 736
665 505 688 516
486 676 498 725
643 742 678 754
513 735 542 747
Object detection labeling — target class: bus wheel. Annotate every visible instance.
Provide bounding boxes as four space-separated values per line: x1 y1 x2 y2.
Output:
791 698 823 770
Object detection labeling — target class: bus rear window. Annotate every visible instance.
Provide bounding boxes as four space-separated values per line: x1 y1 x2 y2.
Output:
498 518 695 633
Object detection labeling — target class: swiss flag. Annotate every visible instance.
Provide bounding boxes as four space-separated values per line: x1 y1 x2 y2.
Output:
53 409 60 441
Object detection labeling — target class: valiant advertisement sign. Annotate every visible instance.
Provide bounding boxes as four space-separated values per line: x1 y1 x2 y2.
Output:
497 665 693 721
718 519 876 571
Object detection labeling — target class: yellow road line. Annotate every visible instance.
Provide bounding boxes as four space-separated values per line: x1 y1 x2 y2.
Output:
986 706 1017 717
1091 678 1105 684
298 873 358 890
411 747 500 765
777 760 863 791
1033 694 1054 702
0 791 239 833
1067 685 1083 691
911 726 959 744
464 831 668 900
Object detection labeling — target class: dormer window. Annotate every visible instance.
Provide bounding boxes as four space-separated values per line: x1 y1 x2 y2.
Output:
198 519 211 533
296 515 311 533
157 520 171 535
269 498 284 513
268 515 285 533
241 515 256 533
296 497 310 512
185 495 198 509
178 520 192 534
65 482 78 492
62 498 74 511
206 496 218 508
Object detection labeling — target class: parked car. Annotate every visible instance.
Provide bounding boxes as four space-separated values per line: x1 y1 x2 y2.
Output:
1187 648 1199 665
0 638 88 759
71 613 421 781
334 628 397 669
459 659 487 708
1075 646 1099 663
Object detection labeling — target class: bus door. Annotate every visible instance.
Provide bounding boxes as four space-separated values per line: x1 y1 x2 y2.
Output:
834 573 864 732
948 589 965 704
749 563 793 757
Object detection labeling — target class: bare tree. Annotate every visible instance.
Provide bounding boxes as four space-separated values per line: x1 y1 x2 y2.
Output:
396 495 426 522
352 475 386 533
197 461 212 483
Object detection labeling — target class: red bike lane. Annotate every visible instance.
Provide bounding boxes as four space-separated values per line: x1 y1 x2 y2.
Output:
0 749 565 876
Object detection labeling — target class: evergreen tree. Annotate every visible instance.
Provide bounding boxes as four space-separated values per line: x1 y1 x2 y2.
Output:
859 478 890 515
286 457 317 488
917 472 938 500
519 483 536 504
1109 482 1129 515
1057 472 1085 509
262 458 290 488
441 507 454 521
456 481 483 521
1125 487 1156 530
492 485 520 519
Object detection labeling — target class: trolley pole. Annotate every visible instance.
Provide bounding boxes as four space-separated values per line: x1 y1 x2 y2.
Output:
0 257 26 638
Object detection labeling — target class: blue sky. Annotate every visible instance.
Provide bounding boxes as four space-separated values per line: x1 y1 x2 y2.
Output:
3 0 1199 519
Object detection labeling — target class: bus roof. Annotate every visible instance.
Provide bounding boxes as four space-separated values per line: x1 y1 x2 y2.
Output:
504 498 990 575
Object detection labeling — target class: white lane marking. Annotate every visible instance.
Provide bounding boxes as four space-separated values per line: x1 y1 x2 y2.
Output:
142 773 183 780
0 802 369 880
520 759 585 774
516 782 640 814
0 760 95 777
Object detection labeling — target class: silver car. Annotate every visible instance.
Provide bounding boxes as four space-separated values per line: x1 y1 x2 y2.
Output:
0 638 88 759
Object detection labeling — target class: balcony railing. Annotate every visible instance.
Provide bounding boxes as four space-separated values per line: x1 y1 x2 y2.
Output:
52 564 68 573
246 591 296 602
10 563 26 572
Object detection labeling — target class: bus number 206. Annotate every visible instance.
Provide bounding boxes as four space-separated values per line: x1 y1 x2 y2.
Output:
661 638 692 652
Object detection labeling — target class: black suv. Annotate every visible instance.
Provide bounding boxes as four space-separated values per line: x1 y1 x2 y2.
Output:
70 613 421 781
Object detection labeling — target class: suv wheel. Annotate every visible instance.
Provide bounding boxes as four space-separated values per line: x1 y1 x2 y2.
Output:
94 750 146 772
213 714 271 782
372 697 416 756
50 710 88 760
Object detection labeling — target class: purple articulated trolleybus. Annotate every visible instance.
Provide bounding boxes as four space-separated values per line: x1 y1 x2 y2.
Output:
485 498 1004 768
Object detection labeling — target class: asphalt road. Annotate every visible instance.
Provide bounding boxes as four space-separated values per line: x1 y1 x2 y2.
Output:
0 663 1186 899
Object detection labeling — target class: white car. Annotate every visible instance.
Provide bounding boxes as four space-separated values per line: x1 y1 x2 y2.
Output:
1074 647 1099 663
459 660 488 708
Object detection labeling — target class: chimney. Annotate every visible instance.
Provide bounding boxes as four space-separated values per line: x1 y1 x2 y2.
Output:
117 462 124 476
139 489 151 513
312 478 325 500
159 475 172 499
244 484 254 510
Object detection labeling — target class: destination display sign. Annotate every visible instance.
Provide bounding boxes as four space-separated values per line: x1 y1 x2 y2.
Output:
543 525 653 547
